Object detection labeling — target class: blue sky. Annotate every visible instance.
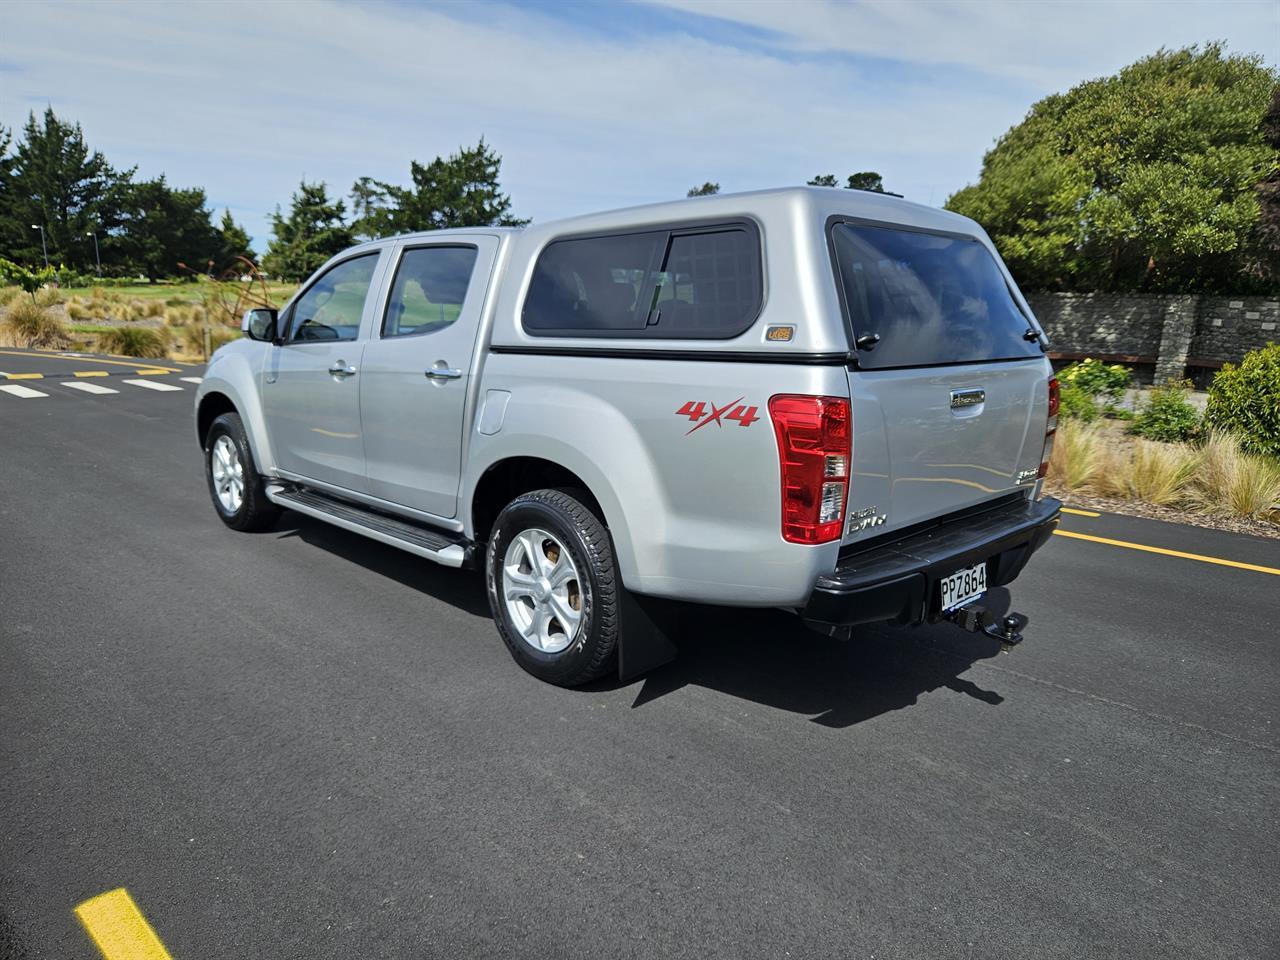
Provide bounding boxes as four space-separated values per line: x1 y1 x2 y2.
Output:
3 0 1277 253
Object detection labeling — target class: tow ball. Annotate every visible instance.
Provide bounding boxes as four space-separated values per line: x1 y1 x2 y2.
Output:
946 603 1028 651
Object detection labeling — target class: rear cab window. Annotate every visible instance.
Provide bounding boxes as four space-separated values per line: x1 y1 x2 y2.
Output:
829 221 1040 368
522 222 762 339
382 245 479 338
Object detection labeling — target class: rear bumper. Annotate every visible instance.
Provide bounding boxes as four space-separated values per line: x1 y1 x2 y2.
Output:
802 496 1061 627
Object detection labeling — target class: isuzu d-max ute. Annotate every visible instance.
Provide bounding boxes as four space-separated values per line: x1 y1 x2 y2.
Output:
195 187 1061 686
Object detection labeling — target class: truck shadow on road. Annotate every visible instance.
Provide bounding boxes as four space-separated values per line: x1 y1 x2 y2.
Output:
282 516 1009 729
622 597 1010 728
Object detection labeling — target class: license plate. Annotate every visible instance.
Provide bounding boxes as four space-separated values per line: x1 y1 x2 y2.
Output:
940 562 987 612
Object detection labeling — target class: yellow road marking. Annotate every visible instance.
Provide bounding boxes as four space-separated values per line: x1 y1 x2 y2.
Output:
133 368 171 376
0 350 180 373
75 888 174 960
1053 529 1280 576
75 370 111 377
5 372 43 379
1061 507 1100 517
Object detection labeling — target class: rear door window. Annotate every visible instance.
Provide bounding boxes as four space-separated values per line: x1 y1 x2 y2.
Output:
522 223 762 339
382 245 478 338
830 222 1040 368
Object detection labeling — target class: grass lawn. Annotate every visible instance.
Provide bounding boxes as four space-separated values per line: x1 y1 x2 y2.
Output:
59 280 298 306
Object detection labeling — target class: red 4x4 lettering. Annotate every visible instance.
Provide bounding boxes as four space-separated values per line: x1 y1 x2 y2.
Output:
676 397 758 435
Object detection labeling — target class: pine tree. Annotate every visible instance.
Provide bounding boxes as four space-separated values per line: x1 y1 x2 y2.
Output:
263 180 354 281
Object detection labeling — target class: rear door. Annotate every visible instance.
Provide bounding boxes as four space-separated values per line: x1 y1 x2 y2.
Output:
829 221 1049 540
359 237 499 519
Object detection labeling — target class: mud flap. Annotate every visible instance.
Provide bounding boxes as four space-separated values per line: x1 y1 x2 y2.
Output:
617 589 680 682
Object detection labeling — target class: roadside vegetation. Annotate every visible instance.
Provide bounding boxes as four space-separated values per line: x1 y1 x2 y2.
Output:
0 275 296 361
1047 351 1280 525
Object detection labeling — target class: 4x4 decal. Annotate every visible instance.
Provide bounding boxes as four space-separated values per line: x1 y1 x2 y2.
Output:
676 398 760 435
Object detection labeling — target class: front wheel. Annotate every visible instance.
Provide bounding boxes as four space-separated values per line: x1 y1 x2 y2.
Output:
204 411 279 532
486 488 619 686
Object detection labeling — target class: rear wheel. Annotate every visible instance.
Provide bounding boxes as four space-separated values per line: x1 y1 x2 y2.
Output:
204 412 279 532
486 488 619 686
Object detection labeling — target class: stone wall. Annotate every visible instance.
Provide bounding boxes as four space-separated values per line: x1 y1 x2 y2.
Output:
1025 292 1280 383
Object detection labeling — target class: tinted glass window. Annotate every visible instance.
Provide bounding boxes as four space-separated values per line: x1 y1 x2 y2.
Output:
522 224 761 339
831 223 1039 369
289 254 378 342
649 229 760 336
523 231 664 333
383 246 478 338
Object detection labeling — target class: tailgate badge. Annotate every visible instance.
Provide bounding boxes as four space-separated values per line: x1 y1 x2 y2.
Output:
951 389 985 408
847 505 886 533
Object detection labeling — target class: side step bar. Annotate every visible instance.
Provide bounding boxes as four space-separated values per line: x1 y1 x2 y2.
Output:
266 485 473 568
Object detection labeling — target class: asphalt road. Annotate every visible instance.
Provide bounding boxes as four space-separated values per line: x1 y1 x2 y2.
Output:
1 348 1277 959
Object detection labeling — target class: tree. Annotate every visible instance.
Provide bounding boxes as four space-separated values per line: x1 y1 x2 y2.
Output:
351 138 527 239
946 44 1280 293
118 176 220 280
1254 86 1280 281
0 108 132 272
215 210 254 270
844 172 885 193
263 180 354 281
687 181 720 197
807 172 887 192
0 258 56 302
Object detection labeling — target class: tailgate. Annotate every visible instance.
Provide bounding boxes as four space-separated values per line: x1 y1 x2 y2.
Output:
845 359 1049 541
826 219 1052 543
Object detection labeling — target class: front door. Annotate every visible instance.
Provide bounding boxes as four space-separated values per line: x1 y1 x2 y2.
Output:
359 238 498 518
264 251 384 492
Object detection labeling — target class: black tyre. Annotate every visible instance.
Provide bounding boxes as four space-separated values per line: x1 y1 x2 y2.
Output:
486 488 619 686
204 411 279 532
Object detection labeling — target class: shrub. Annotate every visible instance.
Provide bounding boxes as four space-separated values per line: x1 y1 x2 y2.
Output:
1191 432 1280 519
1087 438 1199 505
0 300 71 348
33 286 63 308
1129 380 1201 443
1047 419 1104 490
66 302 89 321
1059 358 1130 402
1058 381 1099 421
97 325 169 359
180 324 240 357
1205 343 1280 459
0 286 22 307
144 300 165 318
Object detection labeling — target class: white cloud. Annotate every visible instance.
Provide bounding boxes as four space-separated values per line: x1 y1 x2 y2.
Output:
1 0 1274 252
650 0 1279 88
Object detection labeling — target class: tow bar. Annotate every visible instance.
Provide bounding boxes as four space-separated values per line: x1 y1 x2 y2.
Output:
946 603 1028 651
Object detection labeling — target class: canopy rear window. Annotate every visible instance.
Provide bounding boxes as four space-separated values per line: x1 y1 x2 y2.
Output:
830 222 1040 369
522 222 762 339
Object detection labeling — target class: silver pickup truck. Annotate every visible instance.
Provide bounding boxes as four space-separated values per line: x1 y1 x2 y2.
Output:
195 186 1061 686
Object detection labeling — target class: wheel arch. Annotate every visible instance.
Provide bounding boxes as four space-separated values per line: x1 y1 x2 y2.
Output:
470 456 607 545
196 391 238 448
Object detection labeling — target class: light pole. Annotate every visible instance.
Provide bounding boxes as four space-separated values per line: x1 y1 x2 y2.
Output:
31 224 48 268
86 230 101 276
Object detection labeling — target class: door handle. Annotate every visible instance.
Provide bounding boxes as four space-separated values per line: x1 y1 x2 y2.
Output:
425 366 463 381
328 361 357 378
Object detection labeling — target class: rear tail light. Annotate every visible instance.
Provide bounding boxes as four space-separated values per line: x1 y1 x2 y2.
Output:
769 395 851 544
1037 377 1059 479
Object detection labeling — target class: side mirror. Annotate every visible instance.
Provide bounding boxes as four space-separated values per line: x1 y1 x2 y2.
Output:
242 308 278 342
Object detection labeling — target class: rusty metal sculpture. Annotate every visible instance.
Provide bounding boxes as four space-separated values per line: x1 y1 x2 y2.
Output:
178 257 285 359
